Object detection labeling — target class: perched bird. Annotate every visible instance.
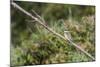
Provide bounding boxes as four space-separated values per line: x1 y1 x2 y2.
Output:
64 31 72 41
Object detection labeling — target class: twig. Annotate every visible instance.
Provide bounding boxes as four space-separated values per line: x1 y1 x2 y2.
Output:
31 9 45 23
11 2 95 60
11 2 66 40
64 31 95 60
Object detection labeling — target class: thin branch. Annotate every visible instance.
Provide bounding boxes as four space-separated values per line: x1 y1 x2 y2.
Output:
31 10 45 23
64 31 95 60
70 41 95 60
11 2 95 60
11 2 66 40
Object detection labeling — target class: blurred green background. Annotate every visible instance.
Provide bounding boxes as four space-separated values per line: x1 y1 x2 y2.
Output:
11 1 95 66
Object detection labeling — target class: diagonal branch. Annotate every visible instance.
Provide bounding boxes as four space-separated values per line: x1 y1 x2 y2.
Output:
11 2 95 60
31 9 45 23
11 2 66 40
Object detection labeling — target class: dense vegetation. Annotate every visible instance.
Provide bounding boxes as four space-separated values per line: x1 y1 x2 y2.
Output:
11 1 95 66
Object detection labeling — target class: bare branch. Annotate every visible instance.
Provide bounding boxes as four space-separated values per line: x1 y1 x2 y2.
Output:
64 31 95 60
31 10 44 21
11 2 95 60
11 2 66 40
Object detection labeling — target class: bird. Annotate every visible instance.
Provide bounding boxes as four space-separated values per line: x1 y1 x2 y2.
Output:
64 31 72 41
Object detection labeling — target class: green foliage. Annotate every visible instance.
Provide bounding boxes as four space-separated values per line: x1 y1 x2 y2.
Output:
11 1 95 66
